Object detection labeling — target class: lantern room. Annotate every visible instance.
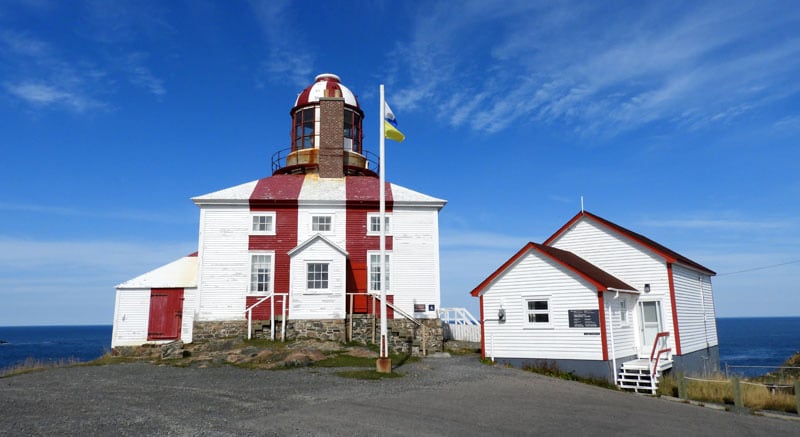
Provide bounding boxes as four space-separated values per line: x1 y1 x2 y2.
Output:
272 73 376 178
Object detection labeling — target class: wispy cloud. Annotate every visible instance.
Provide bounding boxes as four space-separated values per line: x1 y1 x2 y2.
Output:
249 0 314 88
640 217 791 231
3 81 106 112
390 1 800 137
0 202 193 224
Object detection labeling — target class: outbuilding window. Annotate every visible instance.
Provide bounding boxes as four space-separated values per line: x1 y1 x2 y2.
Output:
525 298 551 327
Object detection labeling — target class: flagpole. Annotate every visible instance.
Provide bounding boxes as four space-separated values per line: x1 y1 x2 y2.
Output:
378 84 389 367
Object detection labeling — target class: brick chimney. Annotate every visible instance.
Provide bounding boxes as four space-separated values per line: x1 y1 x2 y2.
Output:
318 96 344 178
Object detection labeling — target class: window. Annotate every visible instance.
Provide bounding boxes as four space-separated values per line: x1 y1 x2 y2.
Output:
525 298 550 327
251 213 275 235
250 254 273 293
311 215 332 232
307 263 329 290
343 109 362 153
368 253 391 292
293 108 315 150
366 213 391 235
619 299 628 324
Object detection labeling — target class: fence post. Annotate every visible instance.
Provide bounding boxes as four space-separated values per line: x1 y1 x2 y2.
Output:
795 381 800 416
678 373 688 400
731 377 747 414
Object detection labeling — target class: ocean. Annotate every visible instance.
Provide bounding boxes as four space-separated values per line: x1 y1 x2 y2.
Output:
1 318 799 375
0 325 112 370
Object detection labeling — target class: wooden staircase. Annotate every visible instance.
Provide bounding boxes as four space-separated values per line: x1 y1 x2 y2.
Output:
618 331 673 394
618 358 673 394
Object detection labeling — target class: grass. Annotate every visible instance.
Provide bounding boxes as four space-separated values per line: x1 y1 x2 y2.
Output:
658 373 798 414
521 360 618 390
0 357 82 378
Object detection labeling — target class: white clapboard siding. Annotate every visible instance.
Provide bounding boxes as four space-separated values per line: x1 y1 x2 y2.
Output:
551 219 677 354
482 251 604 361
390 208 441 319
605 294 637 359
672 264 718 353
296 205 347 249
111 289 150 347
196 205 250 321
181 288 198 344
289 237 347 319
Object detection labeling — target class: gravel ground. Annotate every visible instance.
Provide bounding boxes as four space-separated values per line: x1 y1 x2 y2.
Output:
1 355 797 436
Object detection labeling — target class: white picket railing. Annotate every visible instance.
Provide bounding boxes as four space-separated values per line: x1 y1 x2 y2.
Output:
439 307 481 343
245 292 288 341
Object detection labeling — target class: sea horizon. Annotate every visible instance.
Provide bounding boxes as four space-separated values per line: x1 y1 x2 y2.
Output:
2 317 799 376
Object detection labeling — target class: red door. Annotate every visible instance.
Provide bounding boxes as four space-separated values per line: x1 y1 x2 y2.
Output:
147 288 184 340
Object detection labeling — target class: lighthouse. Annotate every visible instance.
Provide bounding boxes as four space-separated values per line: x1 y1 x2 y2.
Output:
112 74 446 354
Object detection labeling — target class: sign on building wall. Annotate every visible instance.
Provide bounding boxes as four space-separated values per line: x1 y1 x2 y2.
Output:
568 309 600 328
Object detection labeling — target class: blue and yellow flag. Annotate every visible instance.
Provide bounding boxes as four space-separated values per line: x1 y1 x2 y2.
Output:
384 102 405 142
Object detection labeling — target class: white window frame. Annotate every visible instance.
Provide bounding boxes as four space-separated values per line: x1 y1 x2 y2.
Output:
366 213 392 236
619 298 630 326
250 212 276 235
249 252 275 295
311 214 333 233
523 296 552 329
306 262 330 292
367 251 392 293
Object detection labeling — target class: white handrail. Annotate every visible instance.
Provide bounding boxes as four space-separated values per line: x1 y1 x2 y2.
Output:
244 292 288 341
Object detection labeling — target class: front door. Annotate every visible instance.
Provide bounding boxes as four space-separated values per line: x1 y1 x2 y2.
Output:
638 301 662 356
147 288 184 340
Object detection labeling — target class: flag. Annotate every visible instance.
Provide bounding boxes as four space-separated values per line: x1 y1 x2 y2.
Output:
383 102 405 142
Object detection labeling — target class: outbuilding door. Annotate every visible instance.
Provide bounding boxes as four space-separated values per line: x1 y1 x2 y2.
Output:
638 301 663 355
147 288 184 340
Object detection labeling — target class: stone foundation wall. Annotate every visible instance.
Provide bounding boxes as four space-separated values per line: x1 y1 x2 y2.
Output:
191 317 444 357
348 315 443 356
285 319 346 342
193 320 248 342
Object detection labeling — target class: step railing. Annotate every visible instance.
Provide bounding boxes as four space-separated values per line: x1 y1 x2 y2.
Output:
245 292 289 341
347 292 429 355
649 331 672 393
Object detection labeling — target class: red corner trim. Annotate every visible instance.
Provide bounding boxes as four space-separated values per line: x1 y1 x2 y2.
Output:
598 291 608 361
479 295 486 359
667 263 682 355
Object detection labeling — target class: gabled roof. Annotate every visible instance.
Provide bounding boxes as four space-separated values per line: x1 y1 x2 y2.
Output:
544 211 716 276
116 252 198 289
190 174 445 208
470 242 636 297
288 234 348 258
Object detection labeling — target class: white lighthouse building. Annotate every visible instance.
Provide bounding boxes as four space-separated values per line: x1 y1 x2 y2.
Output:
112 74 446 352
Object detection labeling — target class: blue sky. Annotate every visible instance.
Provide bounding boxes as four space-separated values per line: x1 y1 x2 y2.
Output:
1 0 799 326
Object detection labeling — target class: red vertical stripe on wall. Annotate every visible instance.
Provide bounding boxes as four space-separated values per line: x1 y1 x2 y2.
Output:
598 291 608 361
667 263 682 356
479 295 486 360
248 175 305 312
345 177 393 294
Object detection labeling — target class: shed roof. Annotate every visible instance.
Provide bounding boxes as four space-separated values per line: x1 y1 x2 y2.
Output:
544 211 715 275
116 253 198 289
470 242 635 297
